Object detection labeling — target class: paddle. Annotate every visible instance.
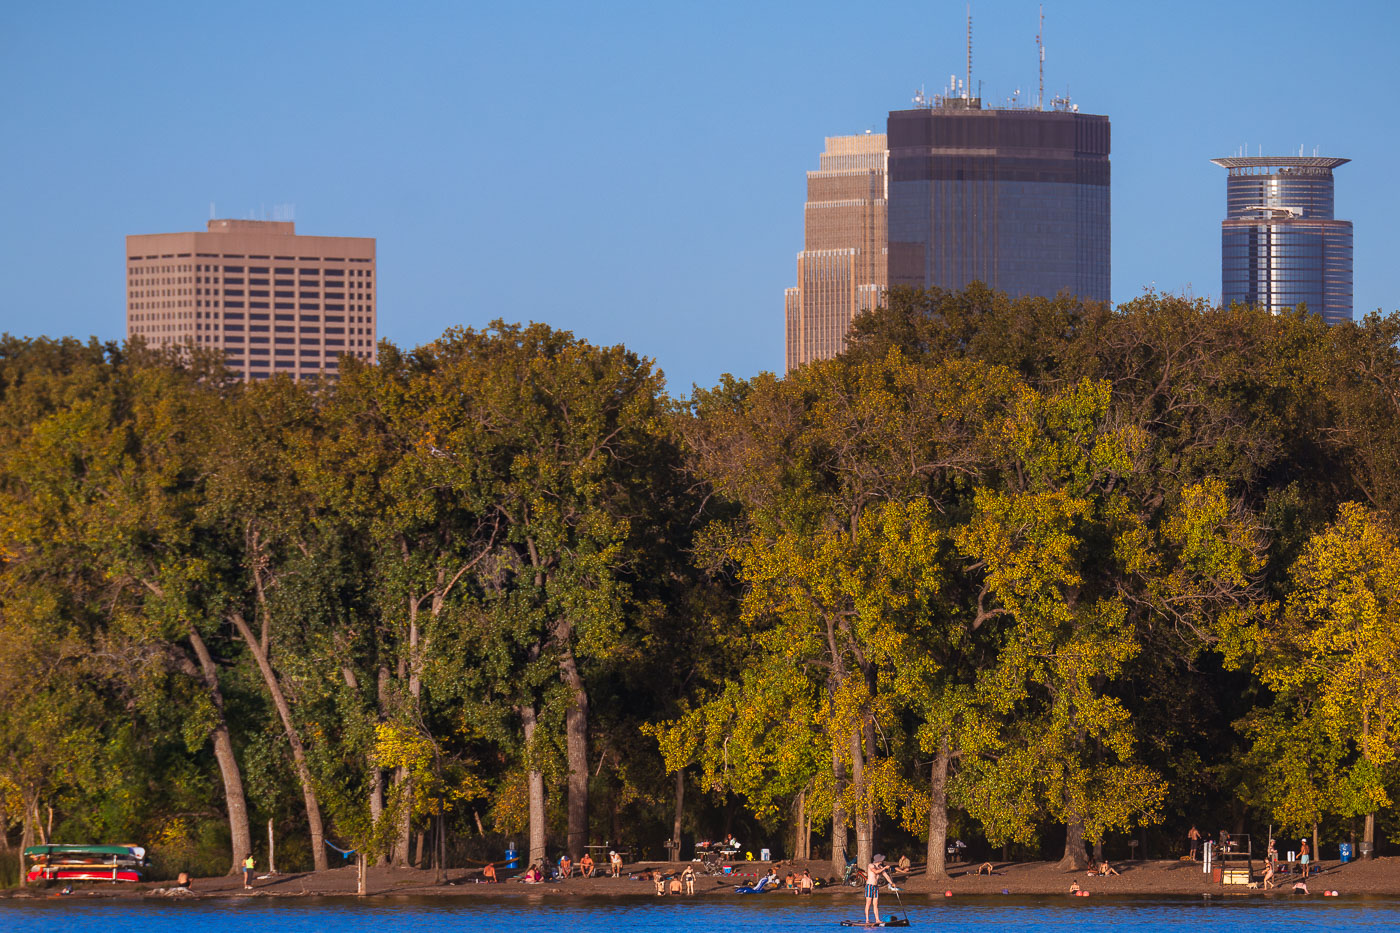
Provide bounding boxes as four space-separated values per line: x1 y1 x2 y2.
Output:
889 882 909 925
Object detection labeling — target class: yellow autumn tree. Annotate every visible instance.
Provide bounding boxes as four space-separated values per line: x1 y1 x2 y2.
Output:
1242 503 1400 858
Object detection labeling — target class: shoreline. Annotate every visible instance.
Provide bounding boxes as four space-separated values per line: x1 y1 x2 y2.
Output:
4 857 1398 901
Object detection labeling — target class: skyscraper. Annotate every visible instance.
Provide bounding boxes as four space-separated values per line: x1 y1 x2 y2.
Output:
784 133 888 372
886 89 1110 303
125 219 377 381
1211 156 1352 324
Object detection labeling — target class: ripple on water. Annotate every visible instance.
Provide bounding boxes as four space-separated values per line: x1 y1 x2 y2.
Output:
4 894 1400 933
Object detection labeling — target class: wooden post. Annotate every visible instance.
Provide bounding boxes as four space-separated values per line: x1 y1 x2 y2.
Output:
357 851 367 896
268 818 277 874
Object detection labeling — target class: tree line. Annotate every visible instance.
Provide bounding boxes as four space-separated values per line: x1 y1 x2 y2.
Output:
2 288 1400 884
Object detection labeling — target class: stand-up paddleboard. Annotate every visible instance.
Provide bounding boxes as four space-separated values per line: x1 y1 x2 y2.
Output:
838 920 910 928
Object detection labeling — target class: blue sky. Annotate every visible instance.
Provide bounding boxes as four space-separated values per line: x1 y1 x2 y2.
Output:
2 0 1397 394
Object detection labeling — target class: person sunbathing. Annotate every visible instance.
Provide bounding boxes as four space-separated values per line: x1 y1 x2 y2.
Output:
1098 861 1119 876
736 868 778 893
579 853 595 877
976 862 996 875
523 863 543 883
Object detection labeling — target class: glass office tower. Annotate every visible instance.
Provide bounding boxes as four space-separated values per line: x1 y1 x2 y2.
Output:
1211 156 1352 324
886 95 1110 302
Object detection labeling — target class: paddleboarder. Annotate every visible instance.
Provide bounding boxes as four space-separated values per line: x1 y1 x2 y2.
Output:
862 853 896 924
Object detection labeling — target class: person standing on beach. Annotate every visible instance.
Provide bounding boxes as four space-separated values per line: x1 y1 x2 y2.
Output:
862 854 896 924
243 853 255 890
1187 826 1201 861
1300 839 1311 878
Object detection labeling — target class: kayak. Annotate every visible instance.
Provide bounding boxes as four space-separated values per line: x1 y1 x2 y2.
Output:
27 867 143 883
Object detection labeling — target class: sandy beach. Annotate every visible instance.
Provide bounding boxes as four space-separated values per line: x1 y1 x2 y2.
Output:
5 856 1396 900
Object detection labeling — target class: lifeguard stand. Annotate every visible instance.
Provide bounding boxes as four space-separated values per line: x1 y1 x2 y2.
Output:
1209 834 1254 885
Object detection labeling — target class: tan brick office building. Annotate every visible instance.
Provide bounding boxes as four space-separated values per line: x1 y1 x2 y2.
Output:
783 134 888 372
126 219 376 381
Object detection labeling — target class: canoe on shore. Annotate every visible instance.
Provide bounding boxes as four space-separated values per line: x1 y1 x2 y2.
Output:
26 867 143 883
24 844 147 861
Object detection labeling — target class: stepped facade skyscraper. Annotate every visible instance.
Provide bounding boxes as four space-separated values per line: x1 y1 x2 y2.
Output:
886 90 1110 302
1211 156 1352 324
784 133 888 372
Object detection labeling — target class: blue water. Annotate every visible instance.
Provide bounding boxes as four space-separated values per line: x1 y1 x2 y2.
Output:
2 895 1398 932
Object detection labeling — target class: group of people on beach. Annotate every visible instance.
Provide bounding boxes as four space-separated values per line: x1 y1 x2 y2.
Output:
499 849 625 884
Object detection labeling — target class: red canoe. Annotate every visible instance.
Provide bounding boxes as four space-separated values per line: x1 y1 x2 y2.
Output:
27 867 143 883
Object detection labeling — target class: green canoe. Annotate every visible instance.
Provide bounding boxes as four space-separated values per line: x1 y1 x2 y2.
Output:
24 844 146 860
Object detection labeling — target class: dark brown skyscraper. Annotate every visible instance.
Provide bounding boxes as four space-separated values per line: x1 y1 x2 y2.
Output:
886 90 1110 302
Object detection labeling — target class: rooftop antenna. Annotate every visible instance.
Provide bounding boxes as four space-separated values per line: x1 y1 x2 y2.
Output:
966 4 973 100
1036 5 1045 111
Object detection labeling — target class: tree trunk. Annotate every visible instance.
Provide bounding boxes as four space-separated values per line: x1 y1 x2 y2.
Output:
371 665 388 865
1364 812 1375 859
268 818 277 874
521 704 547 866
17 797 34 888
435 793 446 884
1058 811 1090 871
926 737 950 878
558 640 590 860
356 851 367 895
850 723 873 869
392 766 412 864
187 627 253 875
1093 838 1103 863
414 830 425 868
1313 822 1320 867
228 610 328 871
794 789 806 860
831 741 849 874
671 769 685 862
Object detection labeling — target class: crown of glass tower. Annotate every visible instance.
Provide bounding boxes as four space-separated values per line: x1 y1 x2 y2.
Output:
1212 156 1352 324
887 97 1111 303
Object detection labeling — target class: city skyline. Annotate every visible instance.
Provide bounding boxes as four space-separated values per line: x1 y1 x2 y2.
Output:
3 0 1398 393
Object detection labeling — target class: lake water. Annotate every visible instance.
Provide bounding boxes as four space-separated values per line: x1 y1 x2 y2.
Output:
3 894 1397 932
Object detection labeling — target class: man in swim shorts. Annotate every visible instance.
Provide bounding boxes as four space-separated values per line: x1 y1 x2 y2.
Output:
863 854 896 923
